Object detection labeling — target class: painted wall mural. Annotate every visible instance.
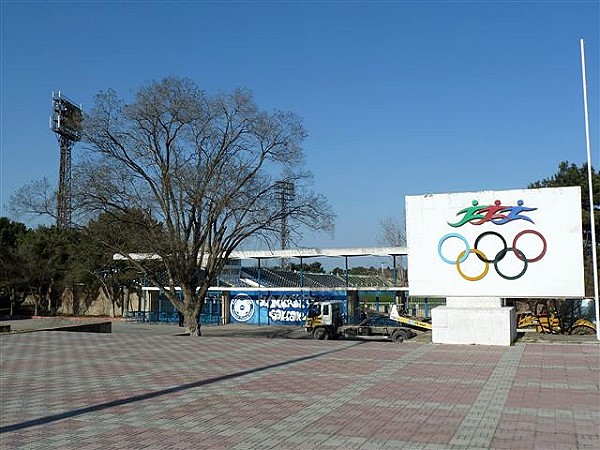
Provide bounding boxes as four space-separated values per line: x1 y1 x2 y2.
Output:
229 291 347 325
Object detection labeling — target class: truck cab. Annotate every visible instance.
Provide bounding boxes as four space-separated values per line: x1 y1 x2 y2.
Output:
305 301 344 340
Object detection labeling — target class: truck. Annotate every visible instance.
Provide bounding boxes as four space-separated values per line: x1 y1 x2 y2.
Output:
305 301 418 342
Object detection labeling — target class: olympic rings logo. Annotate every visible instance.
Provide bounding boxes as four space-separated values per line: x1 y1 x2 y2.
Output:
437 230 547 281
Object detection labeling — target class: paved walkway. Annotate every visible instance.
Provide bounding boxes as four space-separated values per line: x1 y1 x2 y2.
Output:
2 317 597 343
1 325 599 449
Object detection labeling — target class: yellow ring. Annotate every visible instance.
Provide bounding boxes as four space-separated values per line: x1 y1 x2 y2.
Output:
456 249 489 281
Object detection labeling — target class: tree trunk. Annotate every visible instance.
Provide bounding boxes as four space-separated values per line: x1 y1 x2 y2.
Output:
165 284 206 336
122 286 129 317
185 310 201 336
34 287 40 316
184 295 204 337
9 288 15 317
110 286 116 318
47 283 52 314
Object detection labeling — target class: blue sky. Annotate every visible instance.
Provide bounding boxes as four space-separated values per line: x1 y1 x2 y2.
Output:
1 1 598 262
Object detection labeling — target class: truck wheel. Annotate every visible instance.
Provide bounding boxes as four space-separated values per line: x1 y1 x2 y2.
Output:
313 328 329 340
392 330 407 343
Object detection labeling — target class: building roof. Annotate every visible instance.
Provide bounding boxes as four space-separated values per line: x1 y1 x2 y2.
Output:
115 246 408 262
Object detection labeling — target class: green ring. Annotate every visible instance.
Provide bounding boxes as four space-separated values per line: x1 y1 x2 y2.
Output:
494 247 528 280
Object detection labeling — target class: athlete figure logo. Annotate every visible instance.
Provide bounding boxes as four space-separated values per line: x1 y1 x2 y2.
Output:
491 200 536 225
470 200 508 225
448 199 536 227
448 200 486 227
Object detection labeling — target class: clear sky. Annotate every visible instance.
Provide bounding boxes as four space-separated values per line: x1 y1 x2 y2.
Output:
1 1 598 263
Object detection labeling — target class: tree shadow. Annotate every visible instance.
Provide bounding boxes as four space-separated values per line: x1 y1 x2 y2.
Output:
1 340 363 433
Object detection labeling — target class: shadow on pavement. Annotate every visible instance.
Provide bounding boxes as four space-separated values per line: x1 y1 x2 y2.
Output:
0 339 364 434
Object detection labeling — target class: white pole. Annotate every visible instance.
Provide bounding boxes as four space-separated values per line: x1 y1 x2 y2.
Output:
580 39 600 341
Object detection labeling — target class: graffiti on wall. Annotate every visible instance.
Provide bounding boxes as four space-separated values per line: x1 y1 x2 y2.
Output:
257 293 304 322
229 291 346 325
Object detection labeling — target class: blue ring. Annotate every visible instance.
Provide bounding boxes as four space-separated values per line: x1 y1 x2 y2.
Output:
438 233 469 264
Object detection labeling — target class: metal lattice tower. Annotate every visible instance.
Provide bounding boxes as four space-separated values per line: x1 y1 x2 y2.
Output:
275 180 295 268
56 136 75 229
51 92 82 229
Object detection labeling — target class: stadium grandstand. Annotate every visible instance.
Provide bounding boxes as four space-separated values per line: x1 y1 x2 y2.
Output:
225 267 395 289
120 246 441 327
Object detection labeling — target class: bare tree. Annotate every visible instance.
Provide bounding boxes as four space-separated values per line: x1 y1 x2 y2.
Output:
78 77 334 335
378 215 406 247
9 178 57 222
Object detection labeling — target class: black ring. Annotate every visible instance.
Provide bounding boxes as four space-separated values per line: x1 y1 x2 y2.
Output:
493 247 528 280
475 231 507 263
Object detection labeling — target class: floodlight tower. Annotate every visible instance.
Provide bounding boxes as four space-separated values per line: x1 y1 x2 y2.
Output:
275 180 295 268
51 91 83 229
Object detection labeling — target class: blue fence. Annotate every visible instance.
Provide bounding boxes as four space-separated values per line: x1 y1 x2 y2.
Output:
130 293 222 324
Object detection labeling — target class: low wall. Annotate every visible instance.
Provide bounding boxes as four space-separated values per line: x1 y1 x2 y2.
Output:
432 297 516 346
48 322 112 334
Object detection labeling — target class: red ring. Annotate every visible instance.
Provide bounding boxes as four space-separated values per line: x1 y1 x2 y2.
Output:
512 230 547 262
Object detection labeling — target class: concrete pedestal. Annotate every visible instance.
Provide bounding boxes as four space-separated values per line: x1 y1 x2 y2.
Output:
431 297 516 346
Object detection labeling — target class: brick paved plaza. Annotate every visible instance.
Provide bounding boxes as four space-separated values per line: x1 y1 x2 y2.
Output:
1 327 599 449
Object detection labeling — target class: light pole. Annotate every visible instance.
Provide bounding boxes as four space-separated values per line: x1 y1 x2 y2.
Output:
580 39 599 341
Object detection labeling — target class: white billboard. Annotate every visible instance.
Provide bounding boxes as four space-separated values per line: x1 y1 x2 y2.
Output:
406 187 585 298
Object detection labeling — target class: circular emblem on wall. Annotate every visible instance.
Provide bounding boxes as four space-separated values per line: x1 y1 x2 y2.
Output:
230 294 255 322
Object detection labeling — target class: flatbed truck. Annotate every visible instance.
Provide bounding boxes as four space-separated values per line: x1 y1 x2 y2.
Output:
305 301 417 342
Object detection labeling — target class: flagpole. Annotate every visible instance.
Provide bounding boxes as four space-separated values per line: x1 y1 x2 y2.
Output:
579 38 599 341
